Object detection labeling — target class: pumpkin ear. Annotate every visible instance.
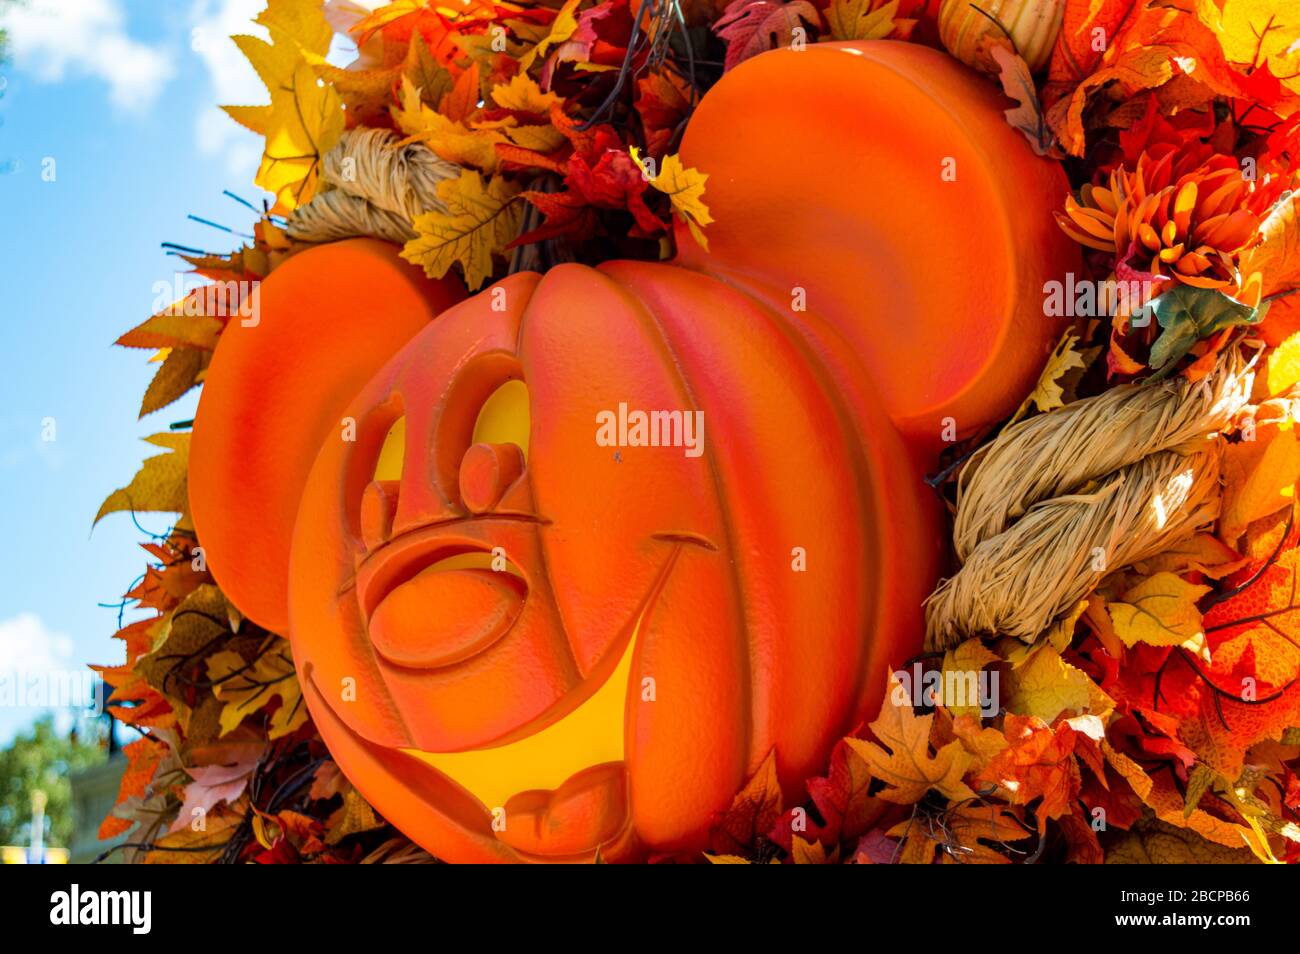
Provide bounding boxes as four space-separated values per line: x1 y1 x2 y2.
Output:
189 238 464 633
675 40 1079 450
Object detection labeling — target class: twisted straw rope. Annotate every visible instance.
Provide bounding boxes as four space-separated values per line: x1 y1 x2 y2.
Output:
924 345 1258 651
285 129 457 245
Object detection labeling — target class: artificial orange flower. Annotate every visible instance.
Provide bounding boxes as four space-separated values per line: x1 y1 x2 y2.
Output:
1056 145 1262 293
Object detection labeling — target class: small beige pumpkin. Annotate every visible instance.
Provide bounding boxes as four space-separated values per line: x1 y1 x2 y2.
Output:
938 0 1066 75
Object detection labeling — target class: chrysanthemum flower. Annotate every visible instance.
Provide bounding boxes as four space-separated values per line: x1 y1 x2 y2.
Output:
1056 145 1261 292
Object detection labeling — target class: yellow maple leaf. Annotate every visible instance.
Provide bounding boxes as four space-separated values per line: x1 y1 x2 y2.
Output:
257 61 344 213
224 1 343 213
1219 0 1300 96
846 674 977 805
1011 330 1087 423
1105 572 1211 648
826 0 903 40
1265 330 1300 398
491 73 562 114
1004 644 1093 723
1221 417 1300 545
401 169 522 291
95 433 190 525
1245 193 1300 303
1133 532 1249 580
205 637 308 739
629 147 713 250
256 0 334 57
393 76 505 172
518 0 583 71
941 638 998 718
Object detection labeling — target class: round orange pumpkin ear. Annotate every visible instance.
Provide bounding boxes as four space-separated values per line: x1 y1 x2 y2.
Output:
675 40 1079 452
189 238 464 633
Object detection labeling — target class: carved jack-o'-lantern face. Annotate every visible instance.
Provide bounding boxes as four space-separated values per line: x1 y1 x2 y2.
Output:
190 41 1079 862
289 262 933 861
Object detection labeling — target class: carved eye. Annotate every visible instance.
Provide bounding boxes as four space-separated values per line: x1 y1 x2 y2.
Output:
373 416 406 482
471 380 530 464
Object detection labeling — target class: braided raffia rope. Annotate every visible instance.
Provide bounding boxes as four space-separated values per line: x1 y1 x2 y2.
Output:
285 129 458 245
924 345 1258 652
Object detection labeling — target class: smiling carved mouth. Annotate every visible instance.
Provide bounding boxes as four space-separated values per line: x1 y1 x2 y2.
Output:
314 536 687 856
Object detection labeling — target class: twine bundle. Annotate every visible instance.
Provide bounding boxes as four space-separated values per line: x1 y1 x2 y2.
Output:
924 345 1257 652
285 129 457 245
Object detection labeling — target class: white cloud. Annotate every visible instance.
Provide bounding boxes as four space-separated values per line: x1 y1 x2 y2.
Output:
0 0 175 111
185 0 380 178
187 0 268 178
0 613 74 680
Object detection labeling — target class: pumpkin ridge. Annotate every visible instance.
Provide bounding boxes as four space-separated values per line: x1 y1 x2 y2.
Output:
670 264 888 736
588 265 760 777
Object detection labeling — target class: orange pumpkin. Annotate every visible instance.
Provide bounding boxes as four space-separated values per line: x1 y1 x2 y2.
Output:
189 239 465 633
190 41 1078 862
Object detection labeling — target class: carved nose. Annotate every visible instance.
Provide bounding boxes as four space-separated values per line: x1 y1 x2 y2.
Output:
360 479 401 551
459 442 525 514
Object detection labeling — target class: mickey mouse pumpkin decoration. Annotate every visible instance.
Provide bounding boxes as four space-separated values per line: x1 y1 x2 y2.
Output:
189 42 1078 862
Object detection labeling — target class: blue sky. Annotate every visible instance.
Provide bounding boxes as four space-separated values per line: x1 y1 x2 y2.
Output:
0 0 298 744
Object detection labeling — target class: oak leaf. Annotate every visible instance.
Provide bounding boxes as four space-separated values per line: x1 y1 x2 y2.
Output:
991 44 1057 157
847 674 976 805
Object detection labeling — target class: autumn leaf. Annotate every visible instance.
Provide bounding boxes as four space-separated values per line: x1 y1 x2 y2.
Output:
1106 572 1211 648
325 786 385 844
1133 533 1249 580
145 804 246 864
629 148 712 250
713 0 821 72
492 72 562 113
393 75 507 171
847 674 976 805
825 0 904 41
1104 817 1258 863
944 803 1033 864
95 433 190 526
1219 0 1300 97
225 0 343 213
256 0 333 55
116 311 223 352
1264 329 1300 397
1220 418 1300 546
769 736 886 850
635 71 692 158
170 744 261 833
519 0 583 71
259 62 345 213
1004 644 1095 723
1011 330 1087 424
981 715 1081 823
140 348 209 418
990 44 1056 157
941 639 999 718
401 169 522 290
205 638 308 739
709 749 783 855
1245 192 1300 302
